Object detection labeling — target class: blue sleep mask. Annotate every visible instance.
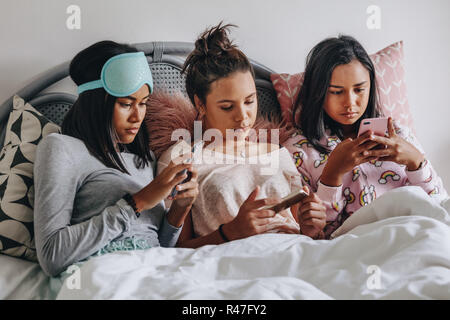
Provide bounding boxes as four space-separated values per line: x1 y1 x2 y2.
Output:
77 52 153 97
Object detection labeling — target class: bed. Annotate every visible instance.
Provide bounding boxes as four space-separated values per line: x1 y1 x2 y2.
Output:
0 42 449 300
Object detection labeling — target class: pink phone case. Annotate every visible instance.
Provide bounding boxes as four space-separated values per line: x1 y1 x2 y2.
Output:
357 117 388 137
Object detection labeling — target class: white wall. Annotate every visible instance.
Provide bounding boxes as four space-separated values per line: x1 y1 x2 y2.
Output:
1 0 449 188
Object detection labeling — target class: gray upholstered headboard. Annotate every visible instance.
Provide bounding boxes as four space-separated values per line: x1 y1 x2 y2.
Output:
0 41 281 150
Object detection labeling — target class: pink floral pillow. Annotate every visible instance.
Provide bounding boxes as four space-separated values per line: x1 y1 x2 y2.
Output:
270 41 414 131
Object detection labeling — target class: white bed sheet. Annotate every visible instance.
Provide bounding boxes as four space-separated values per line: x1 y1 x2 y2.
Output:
0 253 51 299
1 186 448 300
54 186 450 300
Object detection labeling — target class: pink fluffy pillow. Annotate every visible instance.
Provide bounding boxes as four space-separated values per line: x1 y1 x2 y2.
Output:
145 92 197 159
270 41 414 131
145 91 295 158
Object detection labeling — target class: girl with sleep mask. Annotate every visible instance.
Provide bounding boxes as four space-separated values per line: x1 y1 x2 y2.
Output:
33 41 199 280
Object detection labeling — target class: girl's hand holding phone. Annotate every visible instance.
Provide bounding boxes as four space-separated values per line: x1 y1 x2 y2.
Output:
362 117 425 171
165 160 199 228
156 153 199 227
170 165 199 208
132 153 197 214
320 132 380 187
297 186 327 239
222 186 300 240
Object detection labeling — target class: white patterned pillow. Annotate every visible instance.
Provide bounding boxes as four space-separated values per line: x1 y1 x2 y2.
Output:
0 95 61 261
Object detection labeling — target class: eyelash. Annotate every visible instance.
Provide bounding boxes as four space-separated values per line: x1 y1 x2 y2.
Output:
221 100 255 111
329 88 365 95
120 101 147 108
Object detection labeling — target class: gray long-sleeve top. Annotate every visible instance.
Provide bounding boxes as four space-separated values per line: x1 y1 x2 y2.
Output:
33 133 181 276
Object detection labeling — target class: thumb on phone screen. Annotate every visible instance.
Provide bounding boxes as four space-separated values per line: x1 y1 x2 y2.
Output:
289 186 308 223
302 185 310 195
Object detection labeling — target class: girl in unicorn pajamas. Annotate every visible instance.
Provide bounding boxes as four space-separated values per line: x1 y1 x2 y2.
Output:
283 35 447 238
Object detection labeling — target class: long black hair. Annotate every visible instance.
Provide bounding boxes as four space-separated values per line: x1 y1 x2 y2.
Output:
293 35 382 154
62 40 153 174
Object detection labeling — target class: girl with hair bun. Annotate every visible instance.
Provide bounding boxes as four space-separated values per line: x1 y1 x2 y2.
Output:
157 23 327 247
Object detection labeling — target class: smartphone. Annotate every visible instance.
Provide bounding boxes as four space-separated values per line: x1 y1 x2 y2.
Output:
260 189 309 213
357 117 388 137
170 142 200 198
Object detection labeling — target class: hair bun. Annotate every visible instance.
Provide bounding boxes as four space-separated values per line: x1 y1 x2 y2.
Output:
182 22 254 107
194 22 237 58
70 40 137 86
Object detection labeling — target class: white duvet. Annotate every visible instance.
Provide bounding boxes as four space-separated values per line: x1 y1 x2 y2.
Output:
55 186 450 300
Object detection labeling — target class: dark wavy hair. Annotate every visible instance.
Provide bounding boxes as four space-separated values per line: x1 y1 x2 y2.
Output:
62 40 153 174
293 35 382 154
181 22 255 108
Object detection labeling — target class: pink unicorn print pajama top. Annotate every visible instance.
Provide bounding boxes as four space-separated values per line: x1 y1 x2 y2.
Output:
282 124 448 238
